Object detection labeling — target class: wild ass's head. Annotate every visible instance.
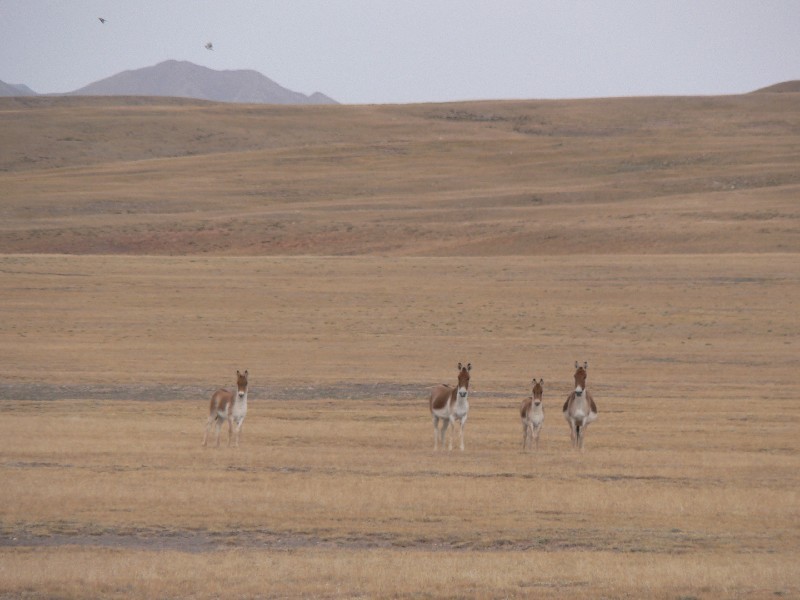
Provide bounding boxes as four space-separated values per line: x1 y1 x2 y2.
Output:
573 362 588 397
457 362 471 400
531 378 544 407
236 370 249 398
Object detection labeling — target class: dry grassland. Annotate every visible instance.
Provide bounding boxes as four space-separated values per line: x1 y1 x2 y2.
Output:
0 392 798 599
1 254 798 598
2 94 799 256
1 94 799 598
1 254 796 392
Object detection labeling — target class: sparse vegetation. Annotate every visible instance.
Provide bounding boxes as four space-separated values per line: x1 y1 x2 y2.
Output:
0 94 798 598
0 392 798 598
1 94 798 255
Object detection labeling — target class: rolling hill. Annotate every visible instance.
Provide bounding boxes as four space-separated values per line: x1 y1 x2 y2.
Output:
752 80 800 93
1 87 799 600
0 92 797 256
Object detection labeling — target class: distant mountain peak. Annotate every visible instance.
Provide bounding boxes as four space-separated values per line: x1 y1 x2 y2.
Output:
66 60 337 105
0 81 37 96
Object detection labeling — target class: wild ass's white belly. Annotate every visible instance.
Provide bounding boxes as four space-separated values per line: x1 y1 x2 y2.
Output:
432 404 452 419
528 407 544 427
452 398 469 421
231 396 247 423
564 396 595 425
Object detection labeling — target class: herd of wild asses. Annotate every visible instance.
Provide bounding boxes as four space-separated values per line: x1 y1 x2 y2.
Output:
202 363 598 451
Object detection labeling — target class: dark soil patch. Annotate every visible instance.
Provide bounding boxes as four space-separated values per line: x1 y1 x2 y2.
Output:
1 525 728 554
0 382 517 402
0 382 423 402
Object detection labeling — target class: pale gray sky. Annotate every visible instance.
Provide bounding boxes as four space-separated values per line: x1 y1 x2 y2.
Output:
1 0 799 104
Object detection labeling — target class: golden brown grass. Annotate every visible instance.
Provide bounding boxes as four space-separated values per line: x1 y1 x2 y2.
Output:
1 95 798 255
1 254 799 598
1 547 798 599
1 253 796 390
1 394 798 599
1 94 799 597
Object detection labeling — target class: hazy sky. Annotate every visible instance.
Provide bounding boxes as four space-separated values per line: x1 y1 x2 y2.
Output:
1 1 799 104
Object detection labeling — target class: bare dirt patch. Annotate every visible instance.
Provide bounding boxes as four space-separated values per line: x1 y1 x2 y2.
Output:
0 382 426 402
2 521 769 555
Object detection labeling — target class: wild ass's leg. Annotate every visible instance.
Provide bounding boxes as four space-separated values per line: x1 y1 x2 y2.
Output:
576 423 584 451
202 415 214 447
569 419 578 449
232 418 244 448
522 422 528 451
214 417 223 447
432 416 440 450
534 423 541 451
458 415 467 451
445 417 454 451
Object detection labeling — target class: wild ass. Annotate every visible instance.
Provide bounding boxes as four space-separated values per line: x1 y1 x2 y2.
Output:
202 369 249 448
562 362 598 450
521 378 544 451
429 362 471 451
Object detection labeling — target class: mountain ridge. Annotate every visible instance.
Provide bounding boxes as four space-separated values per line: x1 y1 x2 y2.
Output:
69 60 337 105
1 60 336 104
0 81 37 96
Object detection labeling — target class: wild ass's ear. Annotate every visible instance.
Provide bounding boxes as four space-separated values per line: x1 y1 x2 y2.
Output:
244 370 248 377
539 378 544 385
237 370 241 377
458 362 463 371
584 362 588 370
467 363 472 371
575 361 579 369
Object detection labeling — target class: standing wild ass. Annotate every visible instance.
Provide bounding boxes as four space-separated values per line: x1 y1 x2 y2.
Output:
202 369 249 448
429 362 471 451
521 377 544 451
562 362 598 450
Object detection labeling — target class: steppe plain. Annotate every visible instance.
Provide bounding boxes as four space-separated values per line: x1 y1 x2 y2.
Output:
1 92 799 598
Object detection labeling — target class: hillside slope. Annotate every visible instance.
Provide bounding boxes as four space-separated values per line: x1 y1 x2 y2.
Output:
753 80 800 93
1 94 798 256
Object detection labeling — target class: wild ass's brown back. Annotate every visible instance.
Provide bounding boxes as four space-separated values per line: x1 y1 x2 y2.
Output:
430 384 454 412
209 388 234 413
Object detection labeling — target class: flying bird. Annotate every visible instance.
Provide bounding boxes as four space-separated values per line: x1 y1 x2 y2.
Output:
205 42 213 50
98 17 106 24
